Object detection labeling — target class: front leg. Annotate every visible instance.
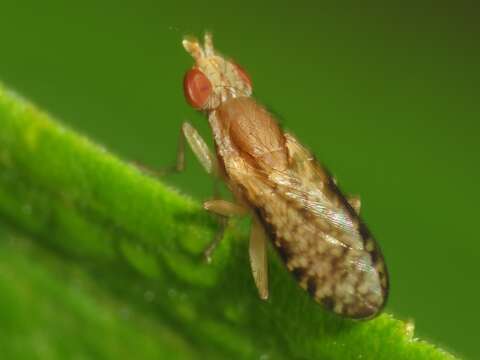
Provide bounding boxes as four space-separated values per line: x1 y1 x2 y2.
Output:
181 122 219 176
137 121 219 177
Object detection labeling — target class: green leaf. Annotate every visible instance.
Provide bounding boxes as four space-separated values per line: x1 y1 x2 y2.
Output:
0 83 457 359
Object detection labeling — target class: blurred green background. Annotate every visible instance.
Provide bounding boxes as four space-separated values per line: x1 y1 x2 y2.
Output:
0 1 478 358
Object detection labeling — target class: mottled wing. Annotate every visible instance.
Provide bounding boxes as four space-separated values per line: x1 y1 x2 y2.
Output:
240 133 388 319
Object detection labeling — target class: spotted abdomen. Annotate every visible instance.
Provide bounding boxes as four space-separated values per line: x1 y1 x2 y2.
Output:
251 183 388 319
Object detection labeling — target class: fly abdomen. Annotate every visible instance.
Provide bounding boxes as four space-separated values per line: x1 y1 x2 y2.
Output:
252 188 387 319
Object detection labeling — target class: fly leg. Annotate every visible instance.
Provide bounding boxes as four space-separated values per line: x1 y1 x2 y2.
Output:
202 215 228 264
133 125 185 177
137 121 234 262
170 123 247 264
203 200 268 300
136 121 218 177
202 200 248 263
249 216 269 300
180 122 219 176
203 200 248 216
172 122 236 262
347 195 361 214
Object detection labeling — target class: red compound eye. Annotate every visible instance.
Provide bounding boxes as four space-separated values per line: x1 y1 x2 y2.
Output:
183 68 212 109
233 62 252 89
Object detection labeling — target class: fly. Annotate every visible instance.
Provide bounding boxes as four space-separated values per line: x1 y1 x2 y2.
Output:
177 33 388 319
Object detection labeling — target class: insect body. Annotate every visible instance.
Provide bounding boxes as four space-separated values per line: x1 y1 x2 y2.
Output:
180 33 388 319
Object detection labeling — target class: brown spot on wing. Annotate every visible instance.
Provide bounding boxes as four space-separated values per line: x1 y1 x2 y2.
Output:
292 267 307 281
322 296 335 311
307 277 317 297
